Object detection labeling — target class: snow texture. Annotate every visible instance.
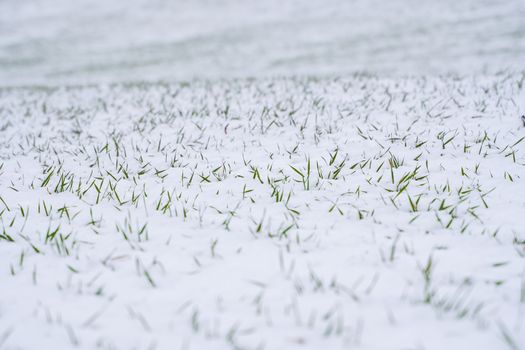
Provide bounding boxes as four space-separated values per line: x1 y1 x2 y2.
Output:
1 0 525 349
1 74 525 350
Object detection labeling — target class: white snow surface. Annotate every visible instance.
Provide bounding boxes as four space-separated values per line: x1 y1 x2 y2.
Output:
0 0 525 85
1 0 525 348
1 74 525 349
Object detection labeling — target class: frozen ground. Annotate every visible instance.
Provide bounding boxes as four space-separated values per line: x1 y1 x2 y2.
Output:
1 0 525 349
1 74 525 350
1 0 525 85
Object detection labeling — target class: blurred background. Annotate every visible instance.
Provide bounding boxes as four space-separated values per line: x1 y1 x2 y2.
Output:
1 0 524 85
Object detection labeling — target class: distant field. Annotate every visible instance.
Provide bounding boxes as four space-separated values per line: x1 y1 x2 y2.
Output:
1 74 524 349
1 0 525 85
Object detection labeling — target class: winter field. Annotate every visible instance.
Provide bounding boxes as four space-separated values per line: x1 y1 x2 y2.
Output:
1 0 525 84
1 74 525 350
1 1 525 350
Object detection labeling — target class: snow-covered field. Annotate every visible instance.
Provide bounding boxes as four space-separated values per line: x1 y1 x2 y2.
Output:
1 0 525 84
1 74 525 349
1 0 525 349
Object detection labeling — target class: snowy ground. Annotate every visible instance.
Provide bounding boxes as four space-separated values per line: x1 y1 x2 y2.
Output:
1 0 525 349
1 0 525 85
1 74 525 350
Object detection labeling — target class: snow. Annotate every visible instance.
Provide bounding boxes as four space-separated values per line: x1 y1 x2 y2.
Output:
1 74 525 349
1 0 525 85
1 0 525 349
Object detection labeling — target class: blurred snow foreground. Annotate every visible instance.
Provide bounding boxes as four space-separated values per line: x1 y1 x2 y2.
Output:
0 0 524 84
1 1 525 350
